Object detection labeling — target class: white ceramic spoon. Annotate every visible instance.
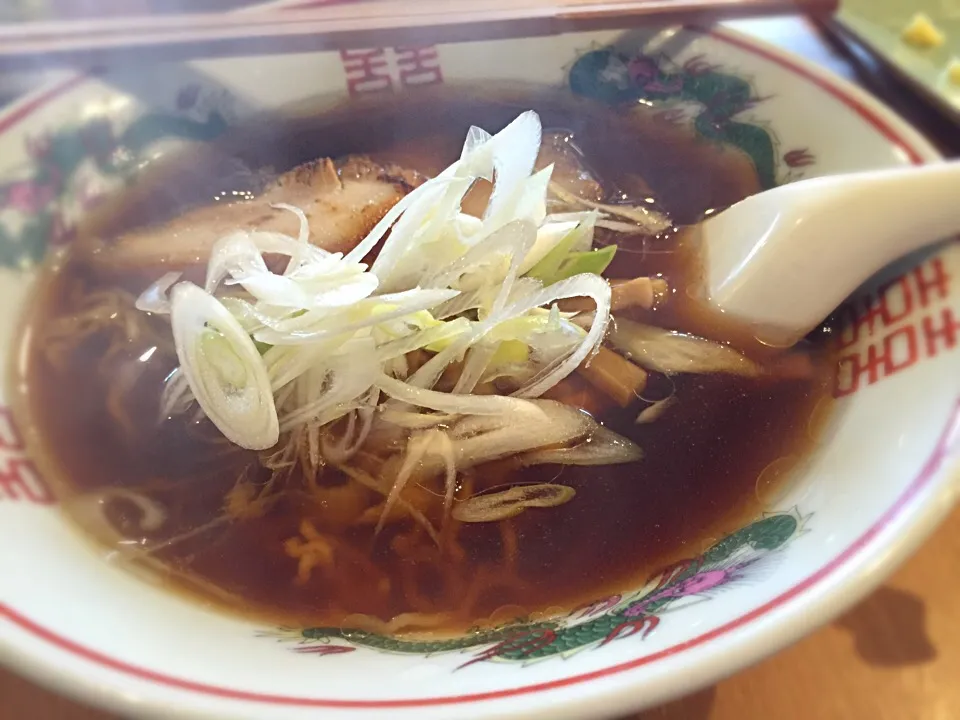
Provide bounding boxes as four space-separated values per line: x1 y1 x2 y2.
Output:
702 160 960 346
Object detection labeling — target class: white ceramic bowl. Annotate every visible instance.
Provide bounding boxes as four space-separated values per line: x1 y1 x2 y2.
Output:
1 23 959 720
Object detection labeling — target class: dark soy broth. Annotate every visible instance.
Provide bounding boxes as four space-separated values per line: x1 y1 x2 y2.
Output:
15 85 833 632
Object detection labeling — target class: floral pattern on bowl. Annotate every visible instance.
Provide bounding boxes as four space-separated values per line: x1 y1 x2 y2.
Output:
266 510 810 666
0 83 233 269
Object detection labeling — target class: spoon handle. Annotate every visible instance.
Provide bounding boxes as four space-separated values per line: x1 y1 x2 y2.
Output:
704 160 960 345
834 161 960 266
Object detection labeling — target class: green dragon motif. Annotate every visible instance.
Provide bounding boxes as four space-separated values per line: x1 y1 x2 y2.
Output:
0 106 227 269
273 511 806 667
568 48 781 189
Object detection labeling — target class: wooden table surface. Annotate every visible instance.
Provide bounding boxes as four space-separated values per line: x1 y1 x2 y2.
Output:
3 14 960 720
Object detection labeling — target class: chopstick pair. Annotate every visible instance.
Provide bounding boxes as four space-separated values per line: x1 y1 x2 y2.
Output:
0 0 837 70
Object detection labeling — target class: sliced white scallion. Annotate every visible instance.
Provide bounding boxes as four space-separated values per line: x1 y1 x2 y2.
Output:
377 373 530 416
158 366 192 420
136 271 182 315
170 282 278 450
507 273 612 398
460 125 493 159
635 395 677 424
549 182 671 235
252 288 460 345
603 316 761 377
453 484 575 523
521 425 642 467
446 399 594 471
477 111 542 231
144 109 645 507
518 220 580 276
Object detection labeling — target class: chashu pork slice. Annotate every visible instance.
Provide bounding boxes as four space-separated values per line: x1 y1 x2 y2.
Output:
79 157 422 276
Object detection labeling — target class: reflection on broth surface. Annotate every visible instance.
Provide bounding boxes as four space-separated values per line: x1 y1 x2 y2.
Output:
14 85 833 634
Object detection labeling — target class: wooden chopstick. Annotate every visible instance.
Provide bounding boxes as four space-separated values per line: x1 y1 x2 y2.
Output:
0 0 838 71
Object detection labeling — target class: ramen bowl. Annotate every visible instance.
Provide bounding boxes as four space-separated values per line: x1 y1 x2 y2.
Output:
1 23 959 720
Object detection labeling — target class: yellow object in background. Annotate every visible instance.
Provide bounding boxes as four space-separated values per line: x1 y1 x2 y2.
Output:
947 57 960 86
901 12 946 49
